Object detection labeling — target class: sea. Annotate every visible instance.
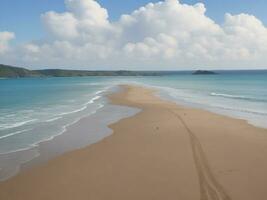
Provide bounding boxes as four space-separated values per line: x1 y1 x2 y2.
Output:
0 70 266 180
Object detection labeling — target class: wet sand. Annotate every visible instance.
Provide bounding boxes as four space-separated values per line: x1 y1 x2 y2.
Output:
1 85 267 200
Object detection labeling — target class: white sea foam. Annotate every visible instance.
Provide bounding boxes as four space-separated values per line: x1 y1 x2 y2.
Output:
0 119 37 130
95 90 105 95
57 105 88 116
211 105 267 116
45 117 62 122
87 95 101 104
134 83 267 129
57 95 101 116
0 85 109 155
81 83 106 86
0 129 32 140
210 92 246 99
0 103 105 155
0 100 140 181
210 92 265 102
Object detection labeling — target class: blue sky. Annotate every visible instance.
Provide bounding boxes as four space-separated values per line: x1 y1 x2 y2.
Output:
0 0 267 69
1 0 267 44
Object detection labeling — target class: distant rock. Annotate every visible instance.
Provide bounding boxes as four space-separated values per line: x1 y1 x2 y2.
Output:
192 70 217 75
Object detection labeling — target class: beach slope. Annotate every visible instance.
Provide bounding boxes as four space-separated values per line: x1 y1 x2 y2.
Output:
1 85 267 200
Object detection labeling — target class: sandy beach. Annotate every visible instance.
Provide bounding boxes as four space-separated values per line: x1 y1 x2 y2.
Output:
1 85 267 200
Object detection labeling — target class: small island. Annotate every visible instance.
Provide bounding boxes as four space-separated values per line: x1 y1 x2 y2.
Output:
192 70 217 75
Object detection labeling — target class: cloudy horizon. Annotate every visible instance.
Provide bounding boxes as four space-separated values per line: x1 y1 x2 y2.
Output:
1 0 267 70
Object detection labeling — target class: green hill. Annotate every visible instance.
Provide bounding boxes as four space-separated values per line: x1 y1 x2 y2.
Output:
1 64 203 78
0 64 166 78
0 64 42 78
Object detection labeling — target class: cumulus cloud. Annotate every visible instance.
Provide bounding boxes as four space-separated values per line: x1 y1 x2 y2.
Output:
0 31 15 54
2 0 267 69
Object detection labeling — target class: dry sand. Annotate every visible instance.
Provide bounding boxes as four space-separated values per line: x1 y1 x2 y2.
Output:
1 85 267 200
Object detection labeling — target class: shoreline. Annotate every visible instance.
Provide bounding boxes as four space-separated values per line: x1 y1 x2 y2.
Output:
137 83 267 129
1 85 267 199
0 88 140 181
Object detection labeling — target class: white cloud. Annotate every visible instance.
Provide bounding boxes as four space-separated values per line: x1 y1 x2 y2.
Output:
0 31 15 54
42 12 79 40
65 0 109 25
2 0 267 69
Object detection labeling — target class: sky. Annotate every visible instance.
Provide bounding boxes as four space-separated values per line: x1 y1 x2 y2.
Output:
0 0 267 70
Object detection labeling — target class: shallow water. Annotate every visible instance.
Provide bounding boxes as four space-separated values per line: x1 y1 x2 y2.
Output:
0 70 266 180
132 70 267 128
1 72 267 154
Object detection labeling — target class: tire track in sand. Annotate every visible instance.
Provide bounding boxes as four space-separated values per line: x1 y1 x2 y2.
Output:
168 109 232 200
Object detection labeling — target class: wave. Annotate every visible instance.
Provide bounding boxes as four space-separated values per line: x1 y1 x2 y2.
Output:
57 95 101 116
210 92 265 102
0 119 37 130
211 92 245 99
0 129 32 140
0 103 105 155
162 89 267 116
87 95 101 104
95 90 105 95
85 83 106 86
0 82 115 157
145 84 267 115
57 105 88 116
212 105 267 116
45 117 62 122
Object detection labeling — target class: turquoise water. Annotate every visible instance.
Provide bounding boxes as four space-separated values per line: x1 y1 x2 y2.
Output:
0 70 266 178
134 70 267 128
0 77 112 154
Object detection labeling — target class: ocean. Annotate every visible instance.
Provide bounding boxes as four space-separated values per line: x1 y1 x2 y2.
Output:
0 70 266 180
135 70 267 129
